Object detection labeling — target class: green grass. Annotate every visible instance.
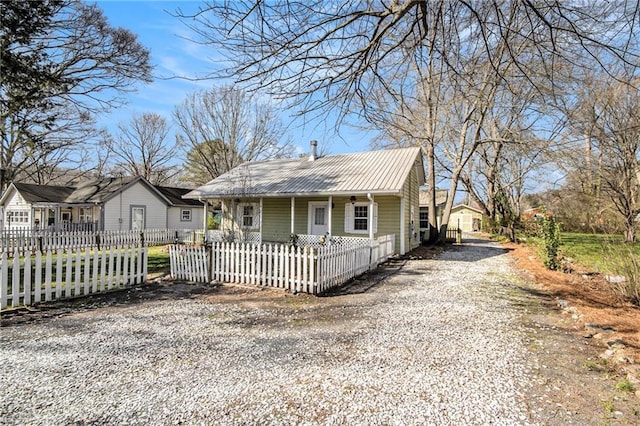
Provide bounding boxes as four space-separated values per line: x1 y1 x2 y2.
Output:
560 232 640 275
147 245 170 277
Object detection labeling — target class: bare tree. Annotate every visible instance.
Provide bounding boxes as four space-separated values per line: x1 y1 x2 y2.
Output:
0 0 152 190
596 76 640 242
173 85 292 185
104 113 181 185
176 1 638 242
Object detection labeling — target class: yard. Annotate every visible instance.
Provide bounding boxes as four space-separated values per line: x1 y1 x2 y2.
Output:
1 237 638 424
559 232 640 275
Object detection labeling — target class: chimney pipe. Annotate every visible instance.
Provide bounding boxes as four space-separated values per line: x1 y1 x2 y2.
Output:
309 140 318 161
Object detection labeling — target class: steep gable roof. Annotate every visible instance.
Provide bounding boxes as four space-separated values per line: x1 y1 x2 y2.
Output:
185 147 424 199
65 176 140 203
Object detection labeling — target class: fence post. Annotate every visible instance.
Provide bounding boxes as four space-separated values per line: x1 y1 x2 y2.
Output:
456 229 462 244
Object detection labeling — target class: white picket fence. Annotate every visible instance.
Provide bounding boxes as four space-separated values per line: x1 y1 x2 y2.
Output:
0 244 147 310
0 228 203 256
169 234 396 294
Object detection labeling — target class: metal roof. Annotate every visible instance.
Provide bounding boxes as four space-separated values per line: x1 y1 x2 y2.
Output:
185 147 424 199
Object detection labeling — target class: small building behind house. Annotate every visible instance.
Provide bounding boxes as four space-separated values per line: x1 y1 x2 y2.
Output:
448 204 484 233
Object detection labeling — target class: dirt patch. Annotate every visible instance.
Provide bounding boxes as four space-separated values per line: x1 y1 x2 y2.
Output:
504 240 640 424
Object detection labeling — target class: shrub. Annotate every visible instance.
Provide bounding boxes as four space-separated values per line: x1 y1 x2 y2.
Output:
540 214 561 270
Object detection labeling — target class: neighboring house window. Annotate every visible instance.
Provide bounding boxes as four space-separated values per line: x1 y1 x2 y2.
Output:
420 211 429 229
181 209 192 222
79 207 92 222
131 206 145 231
344 202 378 234
7 210 29 223
236 202 260 230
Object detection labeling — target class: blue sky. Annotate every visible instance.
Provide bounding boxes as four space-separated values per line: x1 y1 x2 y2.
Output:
96 1 375 157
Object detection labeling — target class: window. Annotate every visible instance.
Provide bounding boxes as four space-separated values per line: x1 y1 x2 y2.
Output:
420 211 429 229
181 209 192 222
314 207 326 225
354 205 368 230
79 207 92 223
236 203 260 230
7 210 29 223
345 202 378 234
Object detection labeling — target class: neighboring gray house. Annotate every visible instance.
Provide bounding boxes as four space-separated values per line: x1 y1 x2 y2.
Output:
185 145 425 255
0 176 204 231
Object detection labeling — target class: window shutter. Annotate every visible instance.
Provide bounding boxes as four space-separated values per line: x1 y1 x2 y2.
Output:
344 204 354 233
253 202 260 229
373 202 378 233
236 204 243 227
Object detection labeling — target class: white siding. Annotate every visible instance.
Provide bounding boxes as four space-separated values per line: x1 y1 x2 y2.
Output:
167 206 204 230
3 190 31 230
102 181 168 231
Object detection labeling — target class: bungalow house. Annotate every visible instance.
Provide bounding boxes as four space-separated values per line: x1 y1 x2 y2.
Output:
0 176 204 232
184 144 425 255
448 204 484 232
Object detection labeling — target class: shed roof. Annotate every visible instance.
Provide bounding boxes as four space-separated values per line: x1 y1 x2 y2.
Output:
185 147 424 199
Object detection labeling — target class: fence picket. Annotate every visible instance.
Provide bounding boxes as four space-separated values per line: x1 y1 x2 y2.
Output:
55 250 63 300
44 251 53 302
34 251 42 304
0 244 147 310
24 254 31 306
64 251 72 298
11 252 19 308
1 252 7 309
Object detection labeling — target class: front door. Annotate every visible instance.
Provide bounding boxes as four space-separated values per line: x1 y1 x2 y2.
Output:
308 202 329 235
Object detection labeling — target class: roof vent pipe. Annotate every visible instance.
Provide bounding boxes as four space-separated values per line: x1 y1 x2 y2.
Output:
309 140 318 162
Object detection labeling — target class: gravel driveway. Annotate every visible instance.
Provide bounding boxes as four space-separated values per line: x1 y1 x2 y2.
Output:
1 238 536 425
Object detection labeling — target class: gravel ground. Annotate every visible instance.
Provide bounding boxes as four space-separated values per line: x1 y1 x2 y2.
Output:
1 239 536 425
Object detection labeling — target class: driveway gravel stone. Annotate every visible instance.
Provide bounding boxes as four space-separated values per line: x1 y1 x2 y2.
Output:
1 239 536 425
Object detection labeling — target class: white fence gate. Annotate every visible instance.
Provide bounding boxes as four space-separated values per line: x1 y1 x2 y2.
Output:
0 245 147 310
169 235 396 294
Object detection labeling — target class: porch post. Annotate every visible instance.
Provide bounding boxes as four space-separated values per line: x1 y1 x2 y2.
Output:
290 197 295 234
367 193 374 241
220 200 226 231
259 198 263 242
400 197 406 255
55 206 60 231
202 199 208 233
327 196 332 235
